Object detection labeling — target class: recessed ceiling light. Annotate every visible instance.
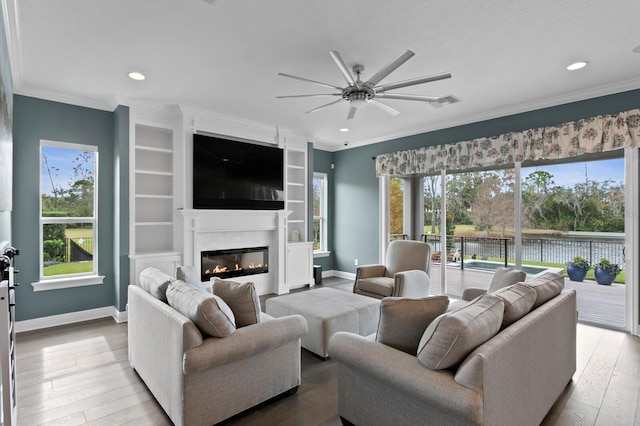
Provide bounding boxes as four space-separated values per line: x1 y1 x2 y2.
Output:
566 61 588 71
128 72 146 81
340 128 349 132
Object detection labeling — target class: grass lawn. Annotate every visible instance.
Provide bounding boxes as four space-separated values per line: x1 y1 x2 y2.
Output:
65 228 93 239
43 227 94 276
43 261 93 276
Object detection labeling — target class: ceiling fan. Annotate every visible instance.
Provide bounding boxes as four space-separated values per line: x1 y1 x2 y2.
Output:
277 50 452 120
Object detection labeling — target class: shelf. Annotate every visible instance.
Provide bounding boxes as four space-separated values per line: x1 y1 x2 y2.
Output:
135 169 173 177
287 200 304 204
288 219 304 223
287 164 304 170
287 182 304 187
135 221 174 227
135 194 173 199
136 145 173 154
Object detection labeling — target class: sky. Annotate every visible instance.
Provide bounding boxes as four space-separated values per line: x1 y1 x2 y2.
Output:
41 146 94 196
522 158 624 188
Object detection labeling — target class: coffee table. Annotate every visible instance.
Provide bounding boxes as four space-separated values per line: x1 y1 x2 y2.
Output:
265 287 380 358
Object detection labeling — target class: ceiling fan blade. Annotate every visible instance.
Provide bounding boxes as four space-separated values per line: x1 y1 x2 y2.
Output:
364 49 415 87
277 93 341 98
375 72 451 93
306 99 344 114
371 99 400 116
376 93 440 102
329 51 357 87
278 73 343 90
347 106 357 120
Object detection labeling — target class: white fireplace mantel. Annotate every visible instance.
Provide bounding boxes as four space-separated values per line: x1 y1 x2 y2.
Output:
176 209 291 295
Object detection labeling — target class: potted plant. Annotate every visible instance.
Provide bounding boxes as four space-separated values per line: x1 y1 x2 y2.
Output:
566 255 591 282
594 258 621 285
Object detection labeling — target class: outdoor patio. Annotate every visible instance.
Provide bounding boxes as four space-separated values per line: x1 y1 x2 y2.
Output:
429 263 626 330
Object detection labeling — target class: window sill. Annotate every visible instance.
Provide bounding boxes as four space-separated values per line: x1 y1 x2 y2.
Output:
313 250 331 258
32 275 105 292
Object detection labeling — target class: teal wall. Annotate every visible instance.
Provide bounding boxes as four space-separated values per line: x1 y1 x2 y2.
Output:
328 89 640 274
113 105 129 311
12 95 120 321
312 148 334 271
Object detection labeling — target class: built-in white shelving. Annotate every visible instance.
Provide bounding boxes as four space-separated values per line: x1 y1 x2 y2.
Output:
284 143 314 289
132 124 175 255
285 147 308 243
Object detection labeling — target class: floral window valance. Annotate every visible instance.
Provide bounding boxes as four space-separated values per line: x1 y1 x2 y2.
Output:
376 108 640 176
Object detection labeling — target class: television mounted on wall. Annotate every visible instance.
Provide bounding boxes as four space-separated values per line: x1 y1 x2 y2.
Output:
192 133 284 210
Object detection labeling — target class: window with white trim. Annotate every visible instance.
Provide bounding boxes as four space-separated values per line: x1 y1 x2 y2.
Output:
313 172 327 252
39 140 100 287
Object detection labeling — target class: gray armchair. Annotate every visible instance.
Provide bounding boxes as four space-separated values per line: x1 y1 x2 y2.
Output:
461 267 526 301
353 240 431 299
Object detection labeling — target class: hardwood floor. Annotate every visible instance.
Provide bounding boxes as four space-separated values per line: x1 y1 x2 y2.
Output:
14 277 640 425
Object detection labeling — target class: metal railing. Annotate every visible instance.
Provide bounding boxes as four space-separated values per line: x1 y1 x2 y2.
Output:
421 234 625 269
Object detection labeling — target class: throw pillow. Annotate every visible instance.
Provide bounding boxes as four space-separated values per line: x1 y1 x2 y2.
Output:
166 280 236 337
487 267 527 293
417 294 504 370
212 278 261 327
139 267 174 302
524 272 565 309
176 265 207 291
376 296 449 355
492 282 537 328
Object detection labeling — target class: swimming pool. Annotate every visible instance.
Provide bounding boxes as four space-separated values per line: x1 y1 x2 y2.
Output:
458 260 563 276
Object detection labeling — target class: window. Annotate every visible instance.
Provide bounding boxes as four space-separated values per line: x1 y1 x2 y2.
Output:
313 173 328 252
36 140 103 290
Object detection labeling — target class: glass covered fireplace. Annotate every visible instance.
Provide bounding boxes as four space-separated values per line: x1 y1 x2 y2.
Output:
201 246 269 281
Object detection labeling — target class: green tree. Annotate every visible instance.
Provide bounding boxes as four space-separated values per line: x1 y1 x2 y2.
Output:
446 172 483 224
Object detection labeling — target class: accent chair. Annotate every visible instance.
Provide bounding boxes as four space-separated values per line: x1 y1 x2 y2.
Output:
353 239 431 299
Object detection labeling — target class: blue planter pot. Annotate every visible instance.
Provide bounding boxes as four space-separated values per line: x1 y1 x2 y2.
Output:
566 264 588 282
595 268 616 285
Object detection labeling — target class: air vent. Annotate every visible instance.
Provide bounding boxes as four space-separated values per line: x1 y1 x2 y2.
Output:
437 95 460 105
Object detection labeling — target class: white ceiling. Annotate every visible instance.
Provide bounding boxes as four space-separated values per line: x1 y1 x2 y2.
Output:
6 0 640 150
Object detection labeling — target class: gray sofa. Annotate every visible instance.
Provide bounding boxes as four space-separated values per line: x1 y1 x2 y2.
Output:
128 283 307 426
330 275 577 426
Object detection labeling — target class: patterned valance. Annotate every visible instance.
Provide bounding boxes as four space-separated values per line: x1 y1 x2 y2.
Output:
376 108 640 176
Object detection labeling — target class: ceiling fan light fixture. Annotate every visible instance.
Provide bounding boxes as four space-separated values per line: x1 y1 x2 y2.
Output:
566 61 588 71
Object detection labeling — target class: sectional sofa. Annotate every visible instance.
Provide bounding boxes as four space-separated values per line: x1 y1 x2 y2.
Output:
330 272 577 425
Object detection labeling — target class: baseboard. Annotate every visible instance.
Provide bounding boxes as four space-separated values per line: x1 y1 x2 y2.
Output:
321 269 335 278
331 270 356 280
16 306 127 333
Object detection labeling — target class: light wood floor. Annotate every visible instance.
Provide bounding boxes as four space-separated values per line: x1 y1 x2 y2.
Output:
14 277 640 425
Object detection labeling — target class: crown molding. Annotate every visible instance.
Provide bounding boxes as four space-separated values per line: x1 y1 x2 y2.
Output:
15 85 117 111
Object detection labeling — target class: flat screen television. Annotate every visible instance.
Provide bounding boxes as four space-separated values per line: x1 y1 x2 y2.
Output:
192 133 284 210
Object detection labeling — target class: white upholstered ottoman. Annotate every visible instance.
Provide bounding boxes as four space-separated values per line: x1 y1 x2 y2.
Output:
265 287 380 358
